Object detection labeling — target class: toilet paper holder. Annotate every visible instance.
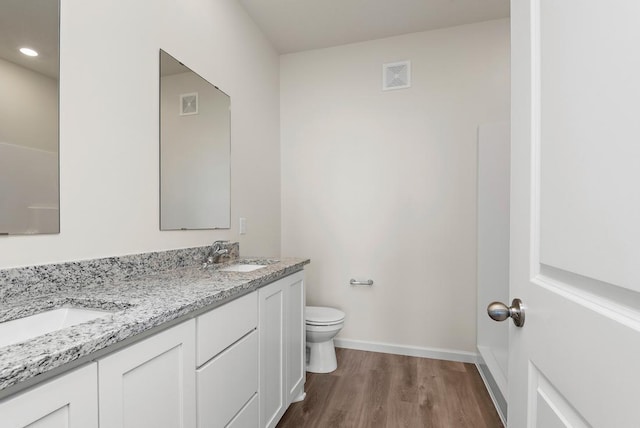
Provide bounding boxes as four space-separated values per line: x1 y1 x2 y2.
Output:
349 279 374 286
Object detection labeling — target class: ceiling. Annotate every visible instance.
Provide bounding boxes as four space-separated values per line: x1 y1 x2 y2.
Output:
0 0 59 79
160 50 192 77
239 0 510 54
1 1 509 79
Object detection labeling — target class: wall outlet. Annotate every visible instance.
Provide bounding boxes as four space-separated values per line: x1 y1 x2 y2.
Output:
239 217 246 235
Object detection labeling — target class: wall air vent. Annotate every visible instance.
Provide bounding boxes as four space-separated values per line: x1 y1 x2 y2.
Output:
382 60 411 91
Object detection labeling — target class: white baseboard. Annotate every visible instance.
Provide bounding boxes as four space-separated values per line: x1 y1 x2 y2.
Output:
477 345 508 397
476 362 508 426
333 338 478 364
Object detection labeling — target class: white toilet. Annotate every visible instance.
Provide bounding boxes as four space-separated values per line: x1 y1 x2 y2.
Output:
305 306 345 373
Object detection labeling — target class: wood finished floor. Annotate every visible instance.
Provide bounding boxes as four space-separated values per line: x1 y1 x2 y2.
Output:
277 348 503 428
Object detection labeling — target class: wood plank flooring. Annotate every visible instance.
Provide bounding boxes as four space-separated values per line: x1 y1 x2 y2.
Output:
277 348 503 428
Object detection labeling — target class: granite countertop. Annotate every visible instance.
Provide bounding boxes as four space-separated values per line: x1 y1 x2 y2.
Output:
0 255 309 396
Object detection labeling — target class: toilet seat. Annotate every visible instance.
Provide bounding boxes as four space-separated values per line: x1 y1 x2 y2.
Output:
306 306 345 326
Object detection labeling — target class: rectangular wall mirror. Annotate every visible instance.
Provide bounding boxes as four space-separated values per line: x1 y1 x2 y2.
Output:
159 49 231 230
0 0 60 235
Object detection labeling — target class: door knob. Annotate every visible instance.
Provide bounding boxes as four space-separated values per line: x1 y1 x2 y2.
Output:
487 298 525 327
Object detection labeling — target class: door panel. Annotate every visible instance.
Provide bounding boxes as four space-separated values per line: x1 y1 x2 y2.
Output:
510 0 640 426
538 0 640 292
531 368 589 428
525 281 640 426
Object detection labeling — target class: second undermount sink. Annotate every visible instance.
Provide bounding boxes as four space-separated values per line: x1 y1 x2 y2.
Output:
0 307 115 349
218 264 266 272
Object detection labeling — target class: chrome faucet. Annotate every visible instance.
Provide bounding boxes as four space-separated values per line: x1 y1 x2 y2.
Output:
203 240 229 267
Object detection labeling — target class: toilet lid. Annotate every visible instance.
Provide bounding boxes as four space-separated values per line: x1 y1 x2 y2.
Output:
306 306 345 325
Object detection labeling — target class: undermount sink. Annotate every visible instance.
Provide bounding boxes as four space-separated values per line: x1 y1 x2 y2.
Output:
0 307 115 349
218 264 266 272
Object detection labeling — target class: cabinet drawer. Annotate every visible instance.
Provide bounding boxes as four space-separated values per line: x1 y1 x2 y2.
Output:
196 330 258 428
196 291 257 366
227 393 258 428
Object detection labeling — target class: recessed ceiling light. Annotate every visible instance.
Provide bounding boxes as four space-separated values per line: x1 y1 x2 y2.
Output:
19 47 38 57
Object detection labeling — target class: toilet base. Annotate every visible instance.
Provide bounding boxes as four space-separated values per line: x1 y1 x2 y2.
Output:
306 338 337 373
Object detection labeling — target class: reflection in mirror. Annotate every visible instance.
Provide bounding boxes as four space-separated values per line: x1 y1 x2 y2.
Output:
0 0 59 235
160 50 231 230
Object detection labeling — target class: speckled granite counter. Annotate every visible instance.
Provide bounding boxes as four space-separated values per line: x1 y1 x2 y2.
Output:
0 246 309 397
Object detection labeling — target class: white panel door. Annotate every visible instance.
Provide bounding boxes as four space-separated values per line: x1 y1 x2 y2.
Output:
509 0 640 426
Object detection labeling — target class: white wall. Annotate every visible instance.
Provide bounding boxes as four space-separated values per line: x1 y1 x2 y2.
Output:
281 19 510 353
477 121 510 408
0 0 281 268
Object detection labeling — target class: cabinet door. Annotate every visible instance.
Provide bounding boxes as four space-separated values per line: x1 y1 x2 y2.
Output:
258 279 286 428
0 363 98 428
258 271 306 428
285 271 305 404
98 320 196 428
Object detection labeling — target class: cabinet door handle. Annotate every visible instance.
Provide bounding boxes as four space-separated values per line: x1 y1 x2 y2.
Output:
349 279 373 286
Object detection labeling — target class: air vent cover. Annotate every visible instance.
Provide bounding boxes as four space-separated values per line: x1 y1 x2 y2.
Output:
180 92 198 115
382 60 411 91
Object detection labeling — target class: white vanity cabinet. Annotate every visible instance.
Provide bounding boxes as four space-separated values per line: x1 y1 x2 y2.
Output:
0 269 306 428
196 292 258 428
0 363 98 428
258 271 305 428
98 320 196 428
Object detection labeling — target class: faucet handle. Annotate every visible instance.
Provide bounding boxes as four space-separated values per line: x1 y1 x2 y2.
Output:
209 240 230 256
